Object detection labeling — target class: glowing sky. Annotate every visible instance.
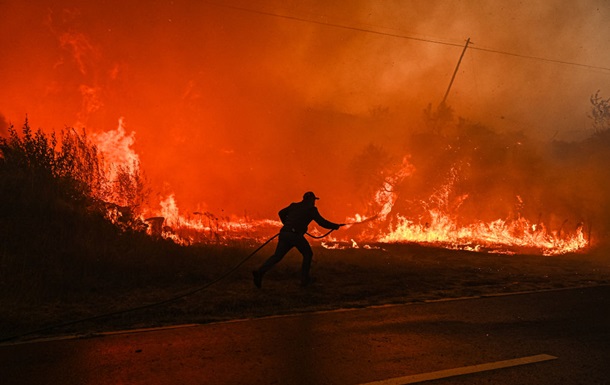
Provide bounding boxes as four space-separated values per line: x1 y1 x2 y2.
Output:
1 0 609 219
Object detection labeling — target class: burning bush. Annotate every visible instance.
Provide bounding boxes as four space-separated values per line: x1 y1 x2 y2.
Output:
341 94 610 254
0 118 148 218
0 119 102 217
0 118 150 258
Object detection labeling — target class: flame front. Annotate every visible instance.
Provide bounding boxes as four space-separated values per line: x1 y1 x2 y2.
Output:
347 161 589 255
90 122 589 255
378 210 587 256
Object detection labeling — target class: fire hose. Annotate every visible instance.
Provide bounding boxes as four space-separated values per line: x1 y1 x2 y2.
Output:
0 229 338 344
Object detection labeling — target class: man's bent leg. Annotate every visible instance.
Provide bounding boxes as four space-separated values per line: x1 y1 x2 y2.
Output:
295 236 314 286
258 237 293 274
253 233 294 287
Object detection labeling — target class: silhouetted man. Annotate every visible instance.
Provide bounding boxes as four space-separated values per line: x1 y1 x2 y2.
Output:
253 191 344 288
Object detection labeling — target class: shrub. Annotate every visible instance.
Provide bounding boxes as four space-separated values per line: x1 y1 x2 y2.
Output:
0 118 152 260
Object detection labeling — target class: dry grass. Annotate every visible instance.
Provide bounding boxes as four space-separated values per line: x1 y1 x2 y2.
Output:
2 241 610 342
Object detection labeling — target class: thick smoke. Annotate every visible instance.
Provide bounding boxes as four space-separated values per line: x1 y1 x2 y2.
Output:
1 0 609 239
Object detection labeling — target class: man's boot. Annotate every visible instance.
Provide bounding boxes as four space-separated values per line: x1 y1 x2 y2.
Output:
300 275 314 287
252 270 263 289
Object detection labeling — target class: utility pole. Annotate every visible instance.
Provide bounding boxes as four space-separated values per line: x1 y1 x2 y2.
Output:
441 37 470 106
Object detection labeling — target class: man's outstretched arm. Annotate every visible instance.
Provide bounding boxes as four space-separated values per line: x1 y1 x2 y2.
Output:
313 208 344 230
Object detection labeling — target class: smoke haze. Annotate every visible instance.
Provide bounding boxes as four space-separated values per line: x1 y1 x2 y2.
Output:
1 0 609 223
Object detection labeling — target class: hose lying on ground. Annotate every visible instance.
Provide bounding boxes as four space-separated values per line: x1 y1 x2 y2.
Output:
1 229 336 343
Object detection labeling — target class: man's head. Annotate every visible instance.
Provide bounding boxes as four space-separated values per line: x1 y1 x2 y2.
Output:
303 191 319 206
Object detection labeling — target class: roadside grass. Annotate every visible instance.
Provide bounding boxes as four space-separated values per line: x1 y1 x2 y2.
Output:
2 241 609 342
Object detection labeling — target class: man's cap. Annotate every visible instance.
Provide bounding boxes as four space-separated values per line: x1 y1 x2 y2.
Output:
303 191 319 201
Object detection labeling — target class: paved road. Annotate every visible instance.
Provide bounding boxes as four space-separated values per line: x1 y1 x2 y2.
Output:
2 286 609 385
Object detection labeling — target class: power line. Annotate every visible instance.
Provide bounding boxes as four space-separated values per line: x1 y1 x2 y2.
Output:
205 1 465 48
205 1 610 73
470 46 610 72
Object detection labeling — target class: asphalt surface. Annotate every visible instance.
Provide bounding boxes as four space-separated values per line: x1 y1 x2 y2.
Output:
1 285 609 385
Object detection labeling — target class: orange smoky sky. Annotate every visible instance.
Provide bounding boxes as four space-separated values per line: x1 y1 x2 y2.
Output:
1 0 609 219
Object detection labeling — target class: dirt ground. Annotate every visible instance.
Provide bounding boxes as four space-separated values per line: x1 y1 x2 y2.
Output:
2 242 610 342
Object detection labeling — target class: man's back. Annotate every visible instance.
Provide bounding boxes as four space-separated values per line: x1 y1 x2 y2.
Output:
279 201 337 234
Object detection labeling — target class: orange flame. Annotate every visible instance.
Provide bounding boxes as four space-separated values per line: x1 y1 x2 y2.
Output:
349 163 589 255
90 122 588 255
92 117 139 179
378 210 587 256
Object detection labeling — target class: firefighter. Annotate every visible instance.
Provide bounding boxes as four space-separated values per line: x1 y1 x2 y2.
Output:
253 191 344 288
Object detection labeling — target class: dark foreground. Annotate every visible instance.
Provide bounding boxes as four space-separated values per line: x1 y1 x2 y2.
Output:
2 243 610 341
2 285 609 385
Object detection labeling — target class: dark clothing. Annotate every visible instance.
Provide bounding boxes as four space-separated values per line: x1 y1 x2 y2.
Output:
258 231 314 279
257 200 341 284
278 201 341 235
